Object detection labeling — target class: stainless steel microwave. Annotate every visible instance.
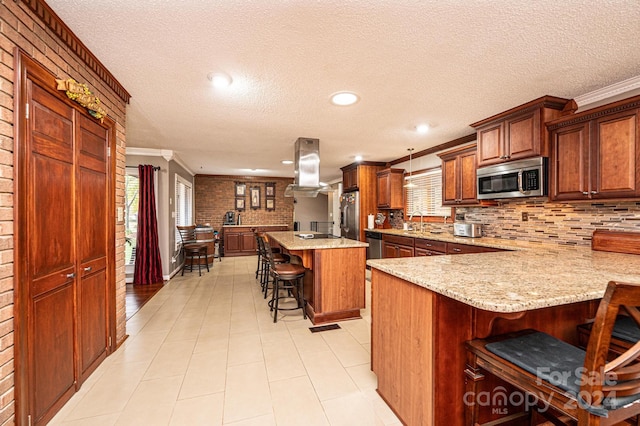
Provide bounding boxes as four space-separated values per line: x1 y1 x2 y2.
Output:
477 157 547 199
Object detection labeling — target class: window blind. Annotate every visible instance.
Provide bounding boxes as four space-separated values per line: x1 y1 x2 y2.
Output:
405 168 451 217
175 175 193 250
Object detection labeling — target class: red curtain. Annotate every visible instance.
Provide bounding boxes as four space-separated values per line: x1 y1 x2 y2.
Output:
133 165 163 284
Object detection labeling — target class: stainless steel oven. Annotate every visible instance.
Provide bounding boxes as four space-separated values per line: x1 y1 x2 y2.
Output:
477 157 547 199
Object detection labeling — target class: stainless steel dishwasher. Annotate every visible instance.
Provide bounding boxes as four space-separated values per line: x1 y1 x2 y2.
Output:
365 230 382 259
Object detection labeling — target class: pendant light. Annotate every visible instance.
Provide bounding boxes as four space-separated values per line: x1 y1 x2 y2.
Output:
404 148 416 188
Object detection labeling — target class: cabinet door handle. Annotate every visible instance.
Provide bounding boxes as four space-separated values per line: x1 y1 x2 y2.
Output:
591 191 598 195
425 243 432 247
452 248 461 253
84 267 92 272
66 273 75 279
582 191 589 195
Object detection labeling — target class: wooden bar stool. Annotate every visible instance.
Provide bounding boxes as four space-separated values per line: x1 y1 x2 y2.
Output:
177 225 209 276
262 237 306 322
257 235 290 299
466 280 640 426
577 230 640 357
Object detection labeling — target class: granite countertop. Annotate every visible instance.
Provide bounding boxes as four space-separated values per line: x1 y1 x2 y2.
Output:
268 231 368 250
367 244 640 313
369 228 542 251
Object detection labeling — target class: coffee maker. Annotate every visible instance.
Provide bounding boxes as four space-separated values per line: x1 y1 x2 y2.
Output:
223 211 235 225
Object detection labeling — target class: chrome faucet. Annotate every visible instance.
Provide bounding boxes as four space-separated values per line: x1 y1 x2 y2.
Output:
408 210 423 233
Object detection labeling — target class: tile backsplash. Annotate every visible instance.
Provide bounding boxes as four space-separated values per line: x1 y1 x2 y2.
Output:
455 199 640 246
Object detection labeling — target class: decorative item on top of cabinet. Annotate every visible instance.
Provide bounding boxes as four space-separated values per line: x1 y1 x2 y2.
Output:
376 168 404 209
470 96 572 168
547 95 640 201
438 144 479 206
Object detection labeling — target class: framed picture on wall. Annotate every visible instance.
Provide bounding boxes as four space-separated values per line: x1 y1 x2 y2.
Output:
235 183 246 197
235 197 245 211
265 182 275 197
250 186 261 209
266 198 275 211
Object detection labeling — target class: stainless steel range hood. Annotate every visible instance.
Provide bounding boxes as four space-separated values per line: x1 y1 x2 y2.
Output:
284 137 331 197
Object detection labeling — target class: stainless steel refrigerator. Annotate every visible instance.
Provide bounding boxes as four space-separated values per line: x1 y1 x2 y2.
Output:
340 191 360 240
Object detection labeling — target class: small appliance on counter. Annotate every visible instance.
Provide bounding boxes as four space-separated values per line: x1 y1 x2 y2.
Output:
223 211 235 225
374 213 386 228
453 223 483 238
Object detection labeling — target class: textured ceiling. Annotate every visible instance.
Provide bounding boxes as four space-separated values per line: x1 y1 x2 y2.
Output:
47 0 640 181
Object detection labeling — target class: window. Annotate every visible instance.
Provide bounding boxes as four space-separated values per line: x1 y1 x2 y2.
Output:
125 168 140 266
405 168 451 217
175 174 193 250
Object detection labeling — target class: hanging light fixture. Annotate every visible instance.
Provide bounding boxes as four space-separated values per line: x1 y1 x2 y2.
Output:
404 148 416 188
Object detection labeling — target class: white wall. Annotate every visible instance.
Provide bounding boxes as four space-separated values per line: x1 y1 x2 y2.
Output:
293 193 331 231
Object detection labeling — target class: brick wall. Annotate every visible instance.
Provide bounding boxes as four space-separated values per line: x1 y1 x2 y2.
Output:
1 1 128 423
195 175 294 230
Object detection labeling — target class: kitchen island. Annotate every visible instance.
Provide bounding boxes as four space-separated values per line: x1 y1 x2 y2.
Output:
367 242 640 425
267 231 368 324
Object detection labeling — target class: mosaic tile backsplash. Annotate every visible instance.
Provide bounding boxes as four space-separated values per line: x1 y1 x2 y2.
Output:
455 200 640 246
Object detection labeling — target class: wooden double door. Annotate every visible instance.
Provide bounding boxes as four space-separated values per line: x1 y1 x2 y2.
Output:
15 52 116 425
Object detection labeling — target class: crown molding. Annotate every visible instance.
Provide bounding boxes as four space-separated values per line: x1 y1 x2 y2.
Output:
574 75 640 108
21 0 131 103
125 148 194 176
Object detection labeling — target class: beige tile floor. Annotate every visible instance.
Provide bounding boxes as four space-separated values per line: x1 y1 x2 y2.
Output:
51 256 401 425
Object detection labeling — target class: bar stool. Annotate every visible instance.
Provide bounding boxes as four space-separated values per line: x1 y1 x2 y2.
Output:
263 238 306 322
177 225 209 276
465 280 640 425
256 235 290 298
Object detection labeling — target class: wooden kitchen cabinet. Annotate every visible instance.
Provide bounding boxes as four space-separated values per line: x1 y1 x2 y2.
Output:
376 168 404 209
341 165 359 192
438 144 478 206
340 162 386 241
548 95 640 201
471 96 572 168
223 225 288 256
414 238 446 256
447 242 501 255
382 234 414 258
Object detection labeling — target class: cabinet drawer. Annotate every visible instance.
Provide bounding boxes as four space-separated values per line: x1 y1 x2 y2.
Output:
415 248 445 257
414 238 446 253
382 234 415 247
447 243 501 254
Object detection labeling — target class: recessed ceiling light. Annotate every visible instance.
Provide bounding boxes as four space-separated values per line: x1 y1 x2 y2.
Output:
207 71 233 88
416 123 430 134
355 155 363 162
331 92 359 106
281 160 294 165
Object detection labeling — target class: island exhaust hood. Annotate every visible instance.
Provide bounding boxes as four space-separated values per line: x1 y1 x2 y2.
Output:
284 138 331 197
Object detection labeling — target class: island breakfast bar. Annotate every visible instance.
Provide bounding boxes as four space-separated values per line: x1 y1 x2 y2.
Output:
367 240 640 425
267 231 368 325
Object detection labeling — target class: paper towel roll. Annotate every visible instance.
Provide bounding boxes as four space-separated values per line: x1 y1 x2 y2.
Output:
367 214 375 229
